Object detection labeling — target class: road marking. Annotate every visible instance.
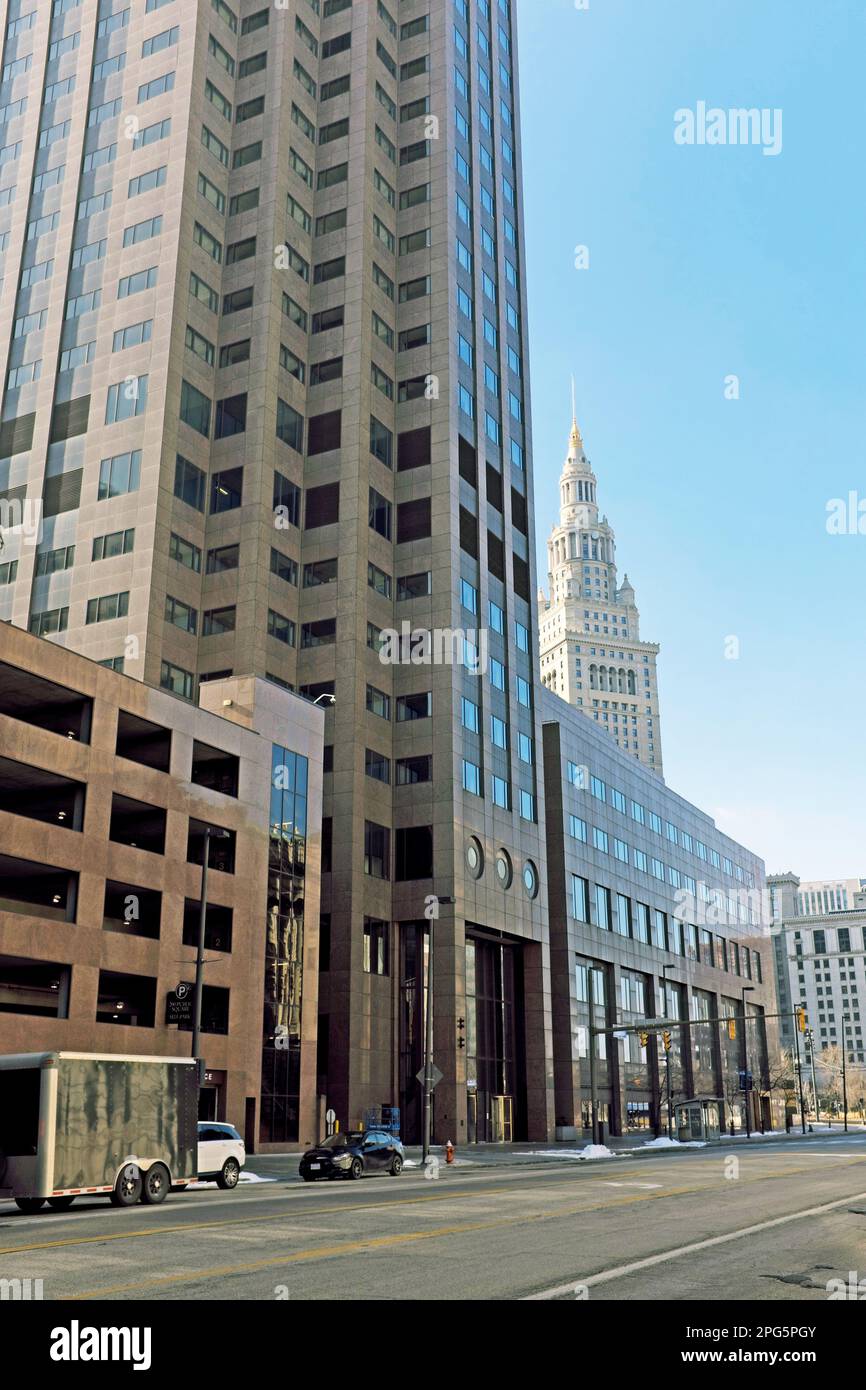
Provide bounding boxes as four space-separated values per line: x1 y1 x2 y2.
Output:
61 1186 704 1300
603 1182 662 1189
524 1187 866 1299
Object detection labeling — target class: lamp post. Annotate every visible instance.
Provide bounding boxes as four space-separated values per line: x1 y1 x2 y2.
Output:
792 1016 807 1135
421 897 452 1163
662 965 675 1139
841 1019 849 1133
806 1027 819 1123
192 825 231 1079
741 985 755 1138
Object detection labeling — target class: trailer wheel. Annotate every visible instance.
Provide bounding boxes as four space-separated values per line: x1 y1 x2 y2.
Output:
140 1163 170 1205
14 1198 45 1214
110 1165 142 1207
217 1157 240 1190
47 1197 75 1211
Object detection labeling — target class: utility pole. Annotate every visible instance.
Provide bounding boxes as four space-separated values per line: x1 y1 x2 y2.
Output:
806 1028 819 1123
421 914 435 1163
662 965 675 1139
192 825 230 1082
742 985 755 1137
792 1021 807 1135
841 1022 849 1133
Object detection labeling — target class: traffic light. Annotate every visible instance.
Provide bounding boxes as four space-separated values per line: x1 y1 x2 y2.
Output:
662 1030 672 1052
795 1007 806 1032
638 1030 649 1047
727 1018 737 1040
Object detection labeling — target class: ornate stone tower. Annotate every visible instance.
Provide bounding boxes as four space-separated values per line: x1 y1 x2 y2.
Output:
539 405 663 775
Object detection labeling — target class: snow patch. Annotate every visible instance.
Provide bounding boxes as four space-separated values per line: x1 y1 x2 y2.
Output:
526 1145 619 1161
639 1137 705 1149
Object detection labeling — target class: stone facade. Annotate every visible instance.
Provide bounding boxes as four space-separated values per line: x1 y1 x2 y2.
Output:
539 417 663 775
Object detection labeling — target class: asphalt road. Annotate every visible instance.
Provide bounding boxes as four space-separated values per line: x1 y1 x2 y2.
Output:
1 1135 864 1301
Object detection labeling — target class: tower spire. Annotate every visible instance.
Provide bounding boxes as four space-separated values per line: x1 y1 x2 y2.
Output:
568 376 583 455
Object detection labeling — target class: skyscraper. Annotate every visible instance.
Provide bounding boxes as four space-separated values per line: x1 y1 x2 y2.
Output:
0 0 553 1142
538 412 663 774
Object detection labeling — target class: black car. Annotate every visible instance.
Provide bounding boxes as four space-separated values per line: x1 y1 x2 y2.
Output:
299 1131 404 1181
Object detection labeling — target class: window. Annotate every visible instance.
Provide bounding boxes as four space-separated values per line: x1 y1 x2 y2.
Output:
276 399 303 452
365 748 390 784
364 822 390 879
122 216 163 249
185 325 214 365
139 72 176 103
368 563 391 598
367 685 390 719
86 592 129 625
215 394 247 437
211 467 243 513
237 96 265 124
267 610 295 646
169 533 201 572
207 544 239 574
190 271 219 313
142 26 179 57
364 919 389 975
174 455 205 511
270 549 298 586
571 875 589 922
203 607 236 637
396 693 431 722
165 594 197 634
106 376 148 424
128 165 167 198
180 380 211 436
233 141 261 169
92 529 134 562
202 125 229 166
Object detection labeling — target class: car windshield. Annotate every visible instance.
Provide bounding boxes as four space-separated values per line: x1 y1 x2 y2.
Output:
319 1133 362 1150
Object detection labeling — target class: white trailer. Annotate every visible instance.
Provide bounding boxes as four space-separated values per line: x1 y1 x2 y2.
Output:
0 1051 199 1212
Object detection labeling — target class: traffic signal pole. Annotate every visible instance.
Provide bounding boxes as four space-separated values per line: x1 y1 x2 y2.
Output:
793 1009 807 1134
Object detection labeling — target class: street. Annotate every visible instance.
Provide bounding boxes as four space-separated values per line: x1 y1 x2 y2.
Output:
1 1134 864 1301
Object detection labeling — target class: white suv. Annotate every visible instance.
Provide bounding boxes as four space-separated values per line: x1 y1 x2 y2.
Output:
197 1122 245 1189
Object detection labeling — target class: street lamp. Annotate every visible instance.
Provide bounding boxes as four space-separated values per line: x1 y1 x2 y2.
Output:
841 1018 850 1133
312 693 335 706
662 964 675 1139
739 984 756 1134
192 825 231 1078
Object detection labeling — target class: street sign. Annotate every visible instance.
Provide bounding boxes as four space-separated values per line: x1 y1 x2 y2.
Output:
634 1017 676 1030
612 1030 628 1041
175 981 191 1000
416 1064 443 1089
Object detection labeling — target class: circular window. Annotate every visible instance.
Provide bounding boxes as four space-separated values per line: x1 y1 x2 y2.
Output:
523 860 539 899
466 837 484 879
495 850 513 889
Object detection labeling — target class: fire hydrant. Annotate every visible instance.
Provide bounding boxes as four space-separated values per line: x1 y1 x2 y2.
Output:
445 1139 455 1164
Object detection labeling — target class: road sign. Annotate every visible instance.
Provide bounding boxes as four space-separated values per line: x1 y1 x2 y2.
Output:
416 1064 443 1089
634 1017 676 1030
175 981 191 1000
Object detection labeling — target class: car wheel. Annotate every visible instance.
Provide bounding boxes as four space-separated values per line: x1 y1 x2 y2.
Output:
389 1154 404 1176
14 1197 45 1214
110 1165 142 1207
348 1157 364 1180
302 1172 317 1182
217 1157 241 1190
140 1163 170 1205
47 1196 75 1211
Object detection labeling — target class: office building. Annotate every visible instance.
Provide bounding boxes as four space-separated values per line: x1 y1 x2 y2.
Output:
0 0 551 1143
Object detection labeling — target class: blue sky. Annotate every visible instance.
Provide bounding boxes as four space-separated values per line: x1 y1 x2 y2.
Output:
516 0 866 878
